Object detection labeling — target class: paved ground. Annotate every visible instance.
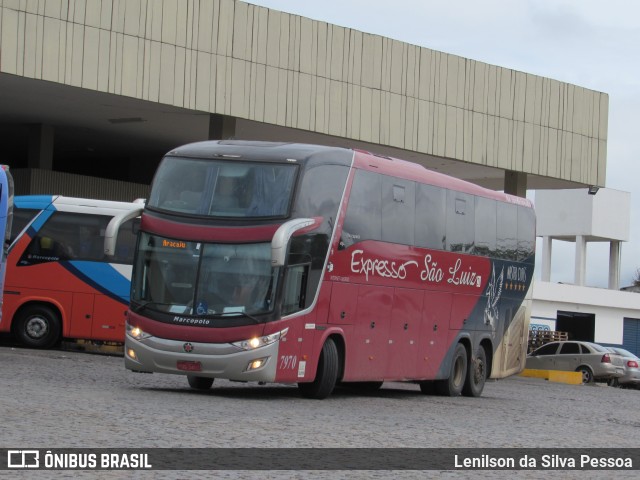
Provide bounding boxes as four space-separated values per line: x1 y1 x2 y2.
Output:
1 344 639 479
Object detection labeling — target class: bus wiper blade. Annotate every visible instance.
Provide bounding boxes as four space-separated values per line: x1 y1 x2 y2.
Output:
131 301 179 313
130 301 151 313
211 311 262 324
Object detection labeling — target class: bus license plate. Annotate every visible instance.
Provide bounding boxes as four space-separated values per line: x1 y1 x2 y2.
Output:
177 360 202 372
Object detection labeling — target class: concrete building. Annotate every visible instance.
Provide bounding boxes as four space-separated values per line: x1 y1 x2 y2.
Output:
0 0 607 200
533 188 640 354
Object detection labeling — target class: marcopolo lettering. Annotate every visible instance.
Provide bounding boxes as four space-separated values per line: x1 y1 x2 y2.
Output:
173 316 211 326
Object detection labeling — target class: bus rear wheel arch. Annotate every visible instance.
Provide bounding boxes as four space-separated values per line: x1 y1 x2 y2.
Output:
13 304 62 349
298 337 340 399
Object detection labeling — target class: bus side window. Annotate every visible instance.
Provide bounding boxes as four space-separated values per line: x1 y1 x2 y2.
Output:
446 191 475 253
9 208 39 245
113 218 138 264
415 184 446 250
343 170 382 247
20 212 112 265
282 263 309 315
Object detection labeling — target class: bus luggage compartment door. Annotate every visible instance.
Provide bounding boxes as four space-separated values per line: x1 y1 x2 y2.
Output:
328 282 358 324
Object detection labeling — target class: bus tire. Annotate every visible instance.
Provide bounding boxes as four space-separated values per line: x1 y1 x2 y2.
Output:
462 345 487 397
298 338 339 399
187 376 214 390
14 305 61 349
435 343 467 396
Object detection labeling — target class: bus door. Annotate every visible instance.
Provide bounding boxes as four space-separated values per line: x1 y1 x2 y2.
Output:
343 285 392 381
68 292 95 339
92 292 128 341
417 290 453 378
386 288 422 379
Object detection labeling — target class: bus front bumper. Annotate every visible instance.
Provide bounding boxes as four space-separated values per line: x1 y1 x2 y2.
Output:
124 333 280 382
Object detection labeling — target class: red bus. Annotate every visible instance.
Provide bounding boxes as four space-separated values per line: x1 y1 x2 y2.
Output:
2 195 140 348
121 141 535 399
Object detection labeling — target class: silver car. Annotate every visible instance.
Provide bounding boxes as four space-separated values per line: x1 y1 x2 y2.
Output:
607 347 640 388
526 341 625 384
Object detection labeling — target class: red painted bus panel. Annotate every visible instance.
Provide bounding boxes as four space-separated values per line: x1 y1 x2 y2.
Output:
342 285 393 381
386 288 423 380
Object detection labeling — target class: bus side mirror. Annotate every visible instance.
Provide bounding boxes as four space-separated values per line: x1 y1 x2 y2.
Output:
271 218 316 267
104 207 143 256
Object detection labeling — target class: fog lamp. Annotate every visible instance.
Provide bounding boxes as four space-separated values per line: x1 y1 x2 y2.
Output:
246 357 269 371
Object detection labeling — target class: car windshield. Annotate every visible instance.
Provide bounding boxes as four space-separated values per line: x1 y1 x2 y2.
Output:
610 347 638 359
132 233 277 318
148 157 297 218
584 342 610 353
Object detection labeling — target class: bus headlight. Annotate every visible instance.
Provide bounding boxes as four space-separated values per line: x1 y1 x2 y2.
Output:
126 323 151 340
232 328 288 351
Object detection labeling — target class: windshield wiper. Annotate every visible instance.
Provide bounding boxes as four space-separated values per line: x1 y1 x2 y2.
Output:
210 311 262 324
130 301 151 313
131 301 182 313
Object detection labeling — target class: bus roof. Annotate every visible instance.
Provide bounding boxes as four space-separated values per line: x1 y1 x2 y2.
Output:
15 195 142 211
167 140 353 166
165 140 532 209
352 150 533 208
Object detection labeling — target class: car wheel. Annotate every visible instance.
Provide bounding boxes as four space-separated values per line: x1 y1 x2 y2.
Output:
298 338 339 399
607 378 620 388
187 376 214 390
14 305 61 349
462 345 487 397
577 366 594 384
435 343 468 396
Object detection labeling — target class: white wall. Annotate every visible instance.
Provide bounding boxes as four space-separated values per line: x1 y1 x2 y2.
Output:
532 281 640 344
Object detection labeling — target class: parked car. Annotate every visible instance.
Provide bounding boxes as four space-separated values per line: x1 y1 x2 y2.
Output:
606 347 640 388
526 341 625 384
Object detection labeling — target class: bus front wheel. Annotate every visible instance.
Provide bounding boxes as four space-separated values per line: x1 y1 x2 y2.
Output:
435 343 467 396
298 338 339 399
187 376 214 390
462 345 487 397
14 305 61 349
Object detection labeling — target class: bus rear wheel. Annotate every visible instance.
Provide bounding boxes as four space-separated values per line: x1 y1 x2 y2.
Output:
14 305 61 349
435 343 467 396
462 346 487 397
298 338 339 399
187 376 214 390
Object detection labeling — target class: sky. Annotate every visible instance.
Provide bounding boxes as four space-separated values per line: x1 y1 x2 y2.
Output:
243 0 640 288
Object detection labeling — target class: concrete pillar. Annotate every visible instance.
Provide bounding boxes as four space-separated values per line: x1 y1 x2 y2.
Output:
574 235 587 286
541 236 552 282
209 114 237 140
609 241 621 290
28 124 54 170
504 171 527 198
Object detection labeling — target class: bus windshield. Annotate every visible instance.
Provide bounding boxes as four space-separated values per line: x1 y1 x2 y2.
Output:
132 233 277 318
148 157 297 218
